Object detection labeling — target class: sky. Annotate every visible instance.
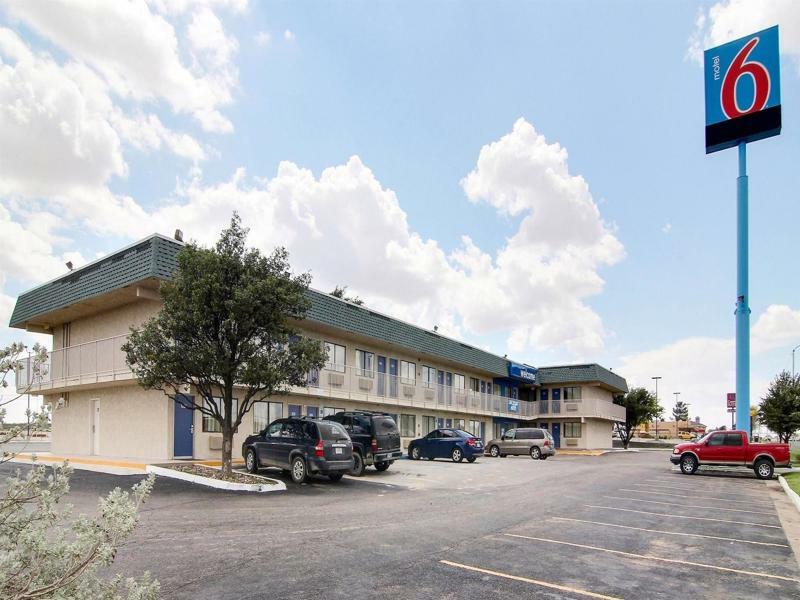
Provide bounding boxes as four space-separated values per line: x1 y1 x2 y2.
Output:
0 0 799 428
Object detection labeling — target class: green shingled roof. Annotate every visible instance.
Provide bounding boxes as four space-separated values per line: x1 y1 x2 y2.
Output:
9 235 182 328
9 233 627 386
537 364 628 393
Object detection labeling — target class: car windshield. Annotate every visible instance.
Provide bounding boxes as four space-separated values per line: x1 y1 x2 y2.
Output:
317 422 350 441
694 432 713 444
373 416 399 433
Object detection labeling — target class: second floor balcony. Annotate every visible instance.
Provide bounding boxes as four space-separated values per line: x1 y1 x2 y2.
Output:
16 334 625 422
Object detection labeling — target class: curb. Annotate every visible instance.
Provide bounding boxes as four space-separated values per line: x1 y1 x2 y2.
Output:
146 464 286 493
778 475 800 513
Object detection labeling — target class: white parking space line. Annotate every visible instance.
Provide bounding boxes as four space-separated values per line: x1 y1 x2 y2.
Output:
439 560 622 600
617 488 773 506
550 517 789 548
502 534 800 583
585 505 782 529
648 477 764 491
636 481 768 498
602 495 778 516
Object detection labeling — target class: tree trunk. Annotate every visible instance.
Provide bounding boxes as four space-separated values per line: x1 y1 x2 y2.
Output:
221 429 233 477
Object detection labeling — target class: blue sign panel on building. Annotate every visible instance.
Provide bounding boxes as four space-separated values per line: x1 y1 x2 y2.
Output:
704 26 781 153
507 400 519 413
508 362 537 383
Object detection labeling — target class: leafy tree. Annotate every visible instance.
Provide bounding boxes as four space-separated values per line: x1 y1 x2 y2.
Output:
672 400 689 424
124 214 328 476
0 343 158 599
614 387 662 449
757 371 800 443
330 285 364 305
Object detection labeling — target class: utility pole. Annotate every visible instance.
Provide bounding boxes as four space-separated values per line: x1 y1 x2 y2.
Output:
652 376 661 440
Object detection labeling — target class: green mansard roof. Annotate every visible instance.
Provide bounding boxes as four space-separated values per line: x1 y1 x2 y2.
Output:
537 364 628 394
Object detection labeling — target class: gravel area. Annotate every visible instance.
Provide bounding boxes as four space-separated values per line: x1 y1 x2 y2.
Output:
160 463 279 485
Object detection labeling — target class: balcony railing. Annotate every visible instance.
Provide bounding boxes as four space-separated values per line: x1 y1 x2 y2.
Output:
16 335 626 422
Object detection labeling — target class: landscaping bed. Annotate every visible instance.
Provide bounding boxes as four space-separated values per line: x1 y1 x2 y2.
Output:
784 472 800 495
146 463 285 493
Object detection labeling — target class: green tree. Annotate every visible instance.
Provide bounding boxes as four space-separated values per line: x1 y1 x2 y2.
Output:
757 371 800 443
123 214 327 476
330 285 364 305
0 343 158 599
614 387 662 449
672 400 689 424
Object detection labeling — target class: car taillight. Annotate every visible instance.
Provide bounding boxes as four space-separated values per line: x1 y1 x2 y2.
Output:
315 440 324 457
467 438 476 446
543 440 550 447
371 438 378 451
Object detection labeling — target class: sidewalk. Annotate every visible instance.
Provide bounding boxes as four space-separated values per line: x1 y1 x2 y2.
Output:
8 452 243 476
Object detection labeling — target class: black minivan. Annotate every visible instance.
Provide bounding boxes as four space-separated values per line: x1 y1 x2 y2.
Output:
325 411 403 476
242 418 354 484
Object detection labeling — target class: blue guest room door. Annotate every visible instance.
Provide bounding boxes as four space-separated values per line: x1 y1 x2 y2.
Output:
551 423 561 449
377 356 386 396
174 394 194 458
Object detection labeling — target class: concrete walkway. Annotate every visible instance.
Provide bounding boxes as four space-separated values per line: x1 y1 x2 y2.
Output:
8 452 244 476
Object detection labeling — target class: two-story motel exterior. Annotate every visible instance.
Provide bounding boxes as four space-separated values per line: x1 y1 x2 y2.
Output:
10 234 628 461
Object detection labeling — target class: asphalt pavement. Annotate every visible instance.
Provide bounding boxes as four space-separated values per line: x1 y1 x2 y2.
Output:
3 451 799 599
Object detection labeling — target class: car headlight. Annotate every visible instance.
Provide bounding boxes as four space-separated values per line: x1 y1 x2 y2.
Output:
673 448 680 454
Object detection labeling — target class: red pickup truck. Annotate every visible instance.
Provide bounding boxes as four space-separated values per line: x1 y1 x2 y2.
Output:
670 430 791 479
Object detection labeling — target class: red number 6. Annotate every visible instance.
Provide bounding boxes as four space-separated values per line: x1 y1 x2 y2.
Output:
721 37 771 119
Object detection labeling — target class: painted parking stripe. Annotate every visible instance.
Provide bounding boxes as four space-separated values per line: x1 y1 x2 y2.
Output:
502 534 800 583
636 482 768 499
550 517 789 548
585 505 782 529
603 495 778 516
439 560 622 600
617 488 772 506
649 477 765 491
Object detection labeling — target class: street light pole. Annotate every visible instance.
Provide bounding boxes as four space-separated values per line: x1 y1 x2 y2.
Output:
792 343 800 377
652 376 662 440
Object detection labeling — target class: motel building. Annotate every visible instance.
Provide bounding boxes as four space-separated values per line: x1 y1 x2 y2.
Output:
10 234 628 461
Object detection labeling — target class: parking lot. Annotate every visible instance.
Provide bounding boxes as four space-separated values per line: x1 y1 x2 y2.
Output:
3 451 798 599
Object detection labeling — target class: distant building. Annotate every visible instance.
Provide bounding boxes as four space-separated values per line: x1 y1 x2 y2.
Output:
639 419 706 439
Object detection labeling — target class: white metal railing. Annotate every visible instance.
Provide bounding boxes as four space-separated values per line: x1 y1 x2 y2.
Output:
15 335 625 422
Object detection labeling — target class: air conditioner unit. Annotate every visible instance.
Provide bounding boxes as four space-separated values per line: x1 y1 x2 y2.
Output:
56 396 65 410
358 378 373 392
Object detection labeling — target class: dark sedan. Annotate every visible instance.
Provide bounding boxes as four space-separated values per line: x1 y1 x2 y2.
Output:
407 428 483 463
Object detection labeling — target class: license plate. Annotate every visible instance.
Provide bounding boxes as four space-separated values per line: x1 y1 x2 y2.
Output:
335 447 343 455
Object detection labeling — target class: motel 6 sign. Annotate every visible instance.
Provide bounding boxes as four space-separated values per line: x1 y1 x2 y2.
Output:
704 26 781 153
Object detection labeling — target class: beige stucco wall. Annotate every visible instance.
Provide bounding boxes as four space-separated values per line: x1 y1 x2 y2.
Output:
49 385 169 459
66 299 162 346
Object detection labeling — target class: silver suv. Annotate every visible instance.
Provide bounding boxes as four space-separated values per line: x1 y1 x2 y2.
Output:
486 428 555 460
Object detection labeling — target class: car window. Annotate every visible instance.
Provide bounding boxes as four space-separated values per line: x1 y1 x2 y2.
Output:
282 421 303 437
504 429 516 440
302 422 317 439
373 416 399 433
318 421 350 441
266 422 282 437
516 430 529 440
426 430 440 439
724 433 743 446
707 434 725 446
532 430 544 439
353 415 371 434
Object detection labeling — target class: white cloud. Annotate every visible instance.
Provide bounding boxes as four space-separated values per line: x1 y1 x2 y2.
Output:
618 303 800 428
283 29 295 41
688 0 800 71
662 222 672 234
2 0 240 132
254 31 271 47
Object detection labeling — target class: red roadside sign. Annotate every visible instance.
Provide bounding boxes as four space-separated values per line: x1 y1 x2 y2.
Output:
727 392 736 409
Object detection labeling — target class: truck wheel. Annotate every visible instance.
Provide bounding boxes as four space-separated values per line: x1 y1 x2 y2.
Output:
754 459 774 480
290 456 307 484
530 446 542 460
680 454 698 475
350 452 365 477
374 461 390 472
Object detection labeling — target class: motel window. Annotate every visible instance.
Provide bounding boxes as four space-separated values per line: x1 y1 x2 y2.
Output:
564 422 582 438
325 342 346 373
423 415 437 434
486 381 493 396
288 404 302 417
203 397 239 433
422 366 436 388
454 418 465 430
468 420 481 437
356 349 375 377
564 387 582 400
453 374 465 390
470 377 479 393
400 414 416 437
400 360 416 385
253 401 283 433
322 406 345 418
306 406 319 419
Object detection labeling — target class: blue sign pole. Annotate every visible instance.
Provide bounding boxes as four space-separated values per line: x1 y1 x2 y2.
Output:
736 141 750 438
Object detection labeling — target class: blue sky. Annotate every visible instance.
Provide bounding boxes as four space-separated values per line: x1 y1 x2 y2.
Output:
1 0 798 427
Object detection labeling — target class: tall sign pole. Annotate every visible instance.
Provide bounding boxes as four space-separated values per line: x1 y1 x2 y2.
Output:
704 26 781 440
